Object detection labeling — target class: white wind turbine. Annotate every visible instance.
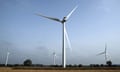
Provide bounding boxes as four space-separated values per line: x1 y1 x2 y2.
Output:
36 5 78 68
53 52 56 65
97 43 108 62
5 52 10 66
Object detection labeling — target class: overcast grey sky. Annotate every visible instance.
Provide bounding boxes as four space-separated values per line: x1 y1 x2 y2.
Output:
0 0 120 65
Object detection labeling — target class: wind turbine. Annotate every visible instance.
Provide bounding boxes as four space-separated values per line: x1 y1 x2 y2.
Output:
36 5 78 68
53 52 56 65
97 43 107 62
5 52 10 66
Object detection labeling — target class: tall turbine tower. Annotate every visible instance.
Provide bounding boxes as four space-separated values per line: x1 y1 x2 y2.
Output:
5 52 10 66
36 5 78 68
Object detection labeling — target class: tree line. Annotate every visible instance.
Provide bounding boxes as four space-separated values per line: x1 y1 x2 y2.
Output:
0 59 120 67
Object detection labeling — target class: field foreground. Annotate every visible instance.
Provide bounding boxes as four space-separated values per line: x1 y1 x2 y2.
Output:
0 67 120 72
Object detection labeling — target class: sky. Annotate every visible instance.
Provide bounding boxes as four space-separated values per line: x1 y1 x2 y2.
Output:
0 0 120 65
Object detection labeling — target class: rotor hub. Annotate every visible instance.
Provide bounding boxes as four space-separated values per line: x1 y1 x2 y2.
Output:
62 17 67 23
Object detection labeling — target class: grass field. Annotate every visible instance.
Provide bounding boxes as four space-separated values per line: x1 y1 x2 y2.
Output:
0 67 120 72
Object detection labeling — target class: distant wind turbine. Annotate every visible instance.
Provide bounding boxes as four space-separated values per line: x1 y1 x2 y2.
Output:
36 5 78 68
53 52 56 65
97 43 107 62
5 52 10 66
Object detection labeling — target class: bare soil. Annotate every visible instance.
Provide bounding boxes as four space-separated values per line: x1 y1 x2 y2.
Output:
0 67 120 72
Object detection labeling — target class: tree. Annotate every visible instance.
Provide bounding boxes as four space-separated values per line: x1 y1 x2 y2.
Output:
23 59 32 66
106 60 112 66
78 64 82 67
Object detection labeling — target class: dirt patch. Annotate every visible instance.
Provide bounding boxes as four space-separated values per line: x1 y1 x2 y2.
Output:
0 67 120 72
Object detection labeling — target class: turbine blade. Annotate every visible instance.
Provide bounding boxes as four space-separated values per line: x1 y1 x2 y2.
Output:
66 5 78 20
107 54 111 61
36 13 61 22
97 52 105 56
105 43 107 61
105 54 107 61
64 26 72 50
105 43 107 54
